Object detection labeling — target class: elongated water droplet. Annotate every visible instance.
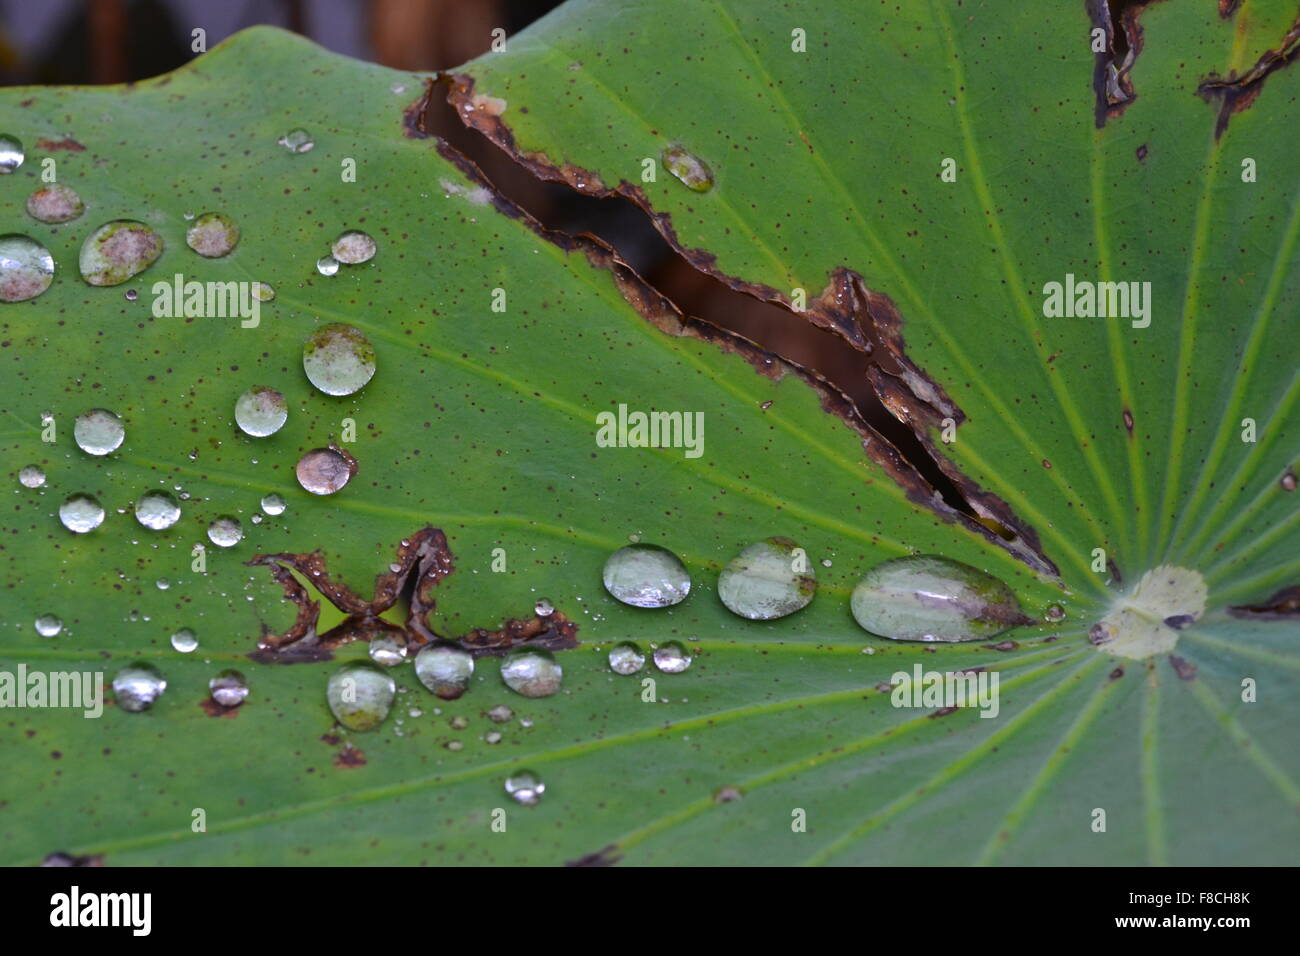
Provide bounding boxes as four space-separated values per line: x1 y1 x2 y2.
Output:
277 128 314 153
207 515 243 548
73 408 125 455
608 641 645 675
295 446 355 495
718 536 816 620
134 490 181 530
79 220 162 286
0 134 23 173
59 494 104 533
185 212 239 258
504 770 545 806
303 323 376 395
327 663 396 731
234 386 288 437
652 641 691 673
501 649 563 698
112 663 167 713
369 633 408 667
315 255 339 276
35 614 63 637
252 281 275 301
0 234 55 302
414 644 475 699
602 543 691 608
850 555 1028 642
209 670 249 707
260 493 286 516
18 465 46 488
170 627 198 653
26 184 84 223
662 144 714 191
331 230 376 264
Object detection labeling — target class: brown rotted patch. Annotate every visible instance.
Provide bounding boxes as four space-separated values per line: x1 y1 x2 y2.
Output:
565 844 622 867
1228 585 1300 621
333 745 367 769
1199 15 1300 136
35 137 85 151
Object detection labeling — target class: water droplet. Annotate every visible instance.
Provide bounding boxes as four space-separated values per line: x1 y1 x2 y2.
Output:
112 663 167 713
602 543 691 608
252 281 275 302
327 663 396 731
277 128 314 153
414 644 475 699
18 465 46 488
504 770 545 806
73 408 125 455
124 288 138 301
331 230 376 265
295 446 355 495
170 628 198 653
0 134 23 173
185 212 240 258
79 220 163 286
485 731 502 744
717 536 817 620
652 641 692 673
207 516 243 548
35 614 63 637
534 598 554 617
302 323 376 396
369 633 408 667
1045 603 1066 622
850 555 1027 642
608 641 646 675
315 255 339 276
234 386 288 437
209 669 249 707
156 578 170 590
59 494 104 533
0 233 55 302
260 493 286 516
500 649 563 698
662 144 714 191
26 184 84 223
134 490 181 530
391 82 407 94
488 704 513 723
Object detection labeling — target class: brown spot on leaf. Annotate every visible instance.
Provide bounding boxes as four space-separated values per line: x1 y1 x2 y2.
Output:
35 137 85 151
1168 655 1197 681
41 851 104 867
984 640 1019 652
1228 585 1300 620
1109 666 1125 680
333 745 367 769
1123 408 1134 434
565 844 622 867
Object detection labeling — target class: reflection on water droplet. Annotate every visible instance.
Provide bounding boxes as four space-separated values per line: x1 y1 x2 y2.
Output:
59 494 104 533
0 233 55 302
185 212 240 258
315 255 339 276
252 281 275 302
602 543 691 608
74 408 124 455
135 490 181 530
415 644 475 699
534 598 554 617
26 184 84 224
662 144 714 191
234 386 288 437
504 770 545 806
501 649 563 698
260 493 286 516
850 555 1026 642
79 220 163 286
295 446 355 495
35 614 63 637
717 536 816 620
331 230 376 265
209 669 249 707
18 465 46 488
652 641 691 673
327 663 396 731
1045 603 1065 622
278 128 314 153
369 633 408 667
0 134 23 173
207 515 243 548
608 642 645 675
302 323 376 396
170 628 198 653
113 663 167 713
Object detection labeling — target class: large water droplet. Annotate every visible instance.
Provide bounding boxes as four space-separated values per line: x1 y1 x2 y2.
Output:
18 465 46 488
295 447 354 495
652 641 692 673
608 641 645 675
0 134 23 173
500 649 563 698
234 386 288 438
504 770 545 806
302 323 376 396
112 663 167 713
170 627 198 653
369 633 408 667
26 184 84 223
79 220 163 286
327 663 396 731
35 614 63 637
73 408 125 455
260 493 286 516
59 494 104 533
602 543 691 608
209 669 249 707
662 144 714 191
534 598 554 617
0 234 55 302
414 644 475 699
850 555 1027 642
185 212 239 258
315 255 339 276
278 128 315 153
331 230 377 265
717 536 817 620
207 515 243 548
135 490 181 530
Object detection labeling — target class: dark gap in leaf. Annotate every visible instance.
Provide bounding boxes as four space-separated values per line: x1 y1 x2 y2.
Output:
1227 585 1300 620
1198 13 1300 136
1088 0 1167 127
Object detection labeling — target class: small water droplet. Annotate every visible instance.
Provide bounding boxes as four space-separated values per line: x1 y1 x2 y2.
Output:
18 465 46 488
1282 470 1298 492
295 446 355 495
252 281 275 302
0 234 55 302
602 543 691 608
391 82 407 94
124 288 138 301
487 704 513 723
207 515 243 548
504 770 545 806
652 641 692 673
170 627 198 653
185 212 240 258
112 663 167 712
73 408 125 455
331 230 376 265
234 386 288 437
717 536 816 620
26 184 84 223
414 644 475 699
134 490 181 530
206 669 249 707
79 220 163 286
315 255 339 276
500 649 563 698
1045 603 1066 622
534 598 554 617
0 134 24 173
450 715 469 730
59 494 104 533
662 144 714 191
260 493 286 516
156 578 170 590
302 323 376 396
35 614 63 637
369 633 408 667
850 555 1027 642
607 641 646 675
485 730 502 744
327 663 396 731
278 128 315 153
